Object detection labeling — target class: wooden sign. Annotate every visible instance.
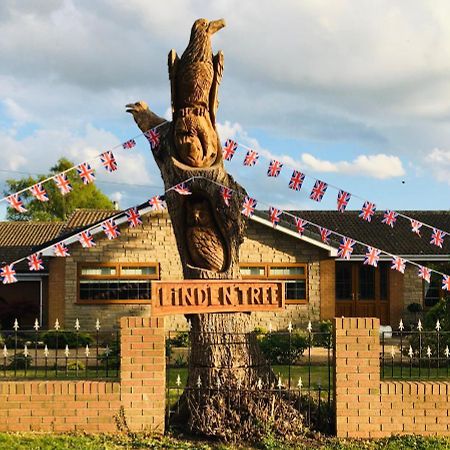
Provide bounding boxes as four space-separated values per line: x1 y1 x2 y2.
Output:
151 280 284 316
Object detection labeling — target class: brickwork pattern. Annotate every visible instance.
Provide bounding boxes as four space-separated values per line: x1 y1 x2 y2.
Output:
0 317 165 433
335 317 450 438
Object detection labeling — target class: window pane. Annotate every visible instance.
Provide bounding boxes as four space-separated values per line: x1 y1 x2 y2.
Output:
240 266 265 277
380 263 389 300
285 280 306 301
269 266 305 276
79 280 151 300
336 263 352 300
424 276 440 308
359 265 375 300
80 267 116 276
121 266 156 276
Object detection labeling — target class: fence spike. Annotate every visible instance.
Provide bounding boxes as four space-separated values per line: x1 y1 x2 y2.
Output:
427 346 432 358
288 321 293 333
95 318 101 331
417 319 423 332
176 374 181 387
23 344 29 358
33 319 40 331
44 345 49 358
277 376 282 389
13 319 19 331
307 321 312 333
436 319 441 332
445 346 450 358
85 345 90 357
196 375 202 388
257 378 263 390
3 345 8 358
268 322 273 333
64 345 69 358
237 378 242 390
54 319 60 331
390 345 395 358
297 376 303 389
216 376 221 389
408 345 414 358
75 318 80 331
399 319 404 331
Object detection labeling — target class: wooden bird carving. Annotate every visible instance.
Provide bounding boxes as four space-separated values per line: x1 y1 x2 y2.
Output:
168 18 225 168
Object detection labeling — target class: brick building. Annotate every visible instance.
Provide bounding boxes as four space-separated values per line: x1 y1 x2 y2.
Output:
0 209 448 330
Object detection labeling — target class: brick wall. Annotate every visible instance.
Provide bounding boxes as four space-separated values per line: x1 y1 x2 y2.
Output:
335 317 450 438
0 317 165 433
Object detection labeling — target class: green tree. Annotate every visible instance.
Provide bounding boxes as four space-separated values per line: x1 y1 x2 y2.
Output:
4 158 114 221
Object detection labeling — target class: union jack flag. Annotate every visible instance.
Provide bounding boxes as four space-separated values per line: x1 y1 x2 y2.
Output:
411 219 423 236
364 247 381 267
122 139 136 149
77 163 95 184
78 230 96 248
222 139 237 161
53 243 70 257
30 183 49 202
1 264 17 284
27 253 44 271
6 194 27 213
382 210 398 228
243 150 259 167
149 195 166 211
269 207 282 227
337 237 355 260
418 265 431 283
54 173 72 195
144 129 160 150
442 275 450 291
241 196 257 217
100 151 118 172
359 201 376 222
310 180 328 202
391 256 406 274
126 208 142 227
173 183 192 195
319 227 331 244
220 187 232 207
102 219 120 240
294 217 307 236
337 190 351 213
289 170 305 191
431 228 446 248
267 160 283 177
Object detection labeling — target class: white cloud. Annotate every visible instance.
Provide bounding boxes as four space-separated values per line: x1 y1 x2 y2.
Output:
424 148 450 184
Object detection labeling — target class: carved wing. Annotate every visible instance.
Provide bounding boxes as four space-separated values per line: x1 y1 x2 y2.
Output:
168 49 179 116
209 50 224 126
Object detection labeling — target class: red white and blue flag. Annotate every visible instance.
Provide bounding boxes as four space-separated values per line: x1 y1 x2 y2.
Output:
382 210 398 228
173 183 192 195
149 195 166 211
126 208 142 227
267 160 283 177
1 264 17 284
243 150 259 166
53 243 70 257
6 194 27 213
30 183 49 202
418 265 431 283
319 227 331 244
122 139 136 149
337 190 351 213
431 228 446 248
289 170 305 191
364 247 381 267
27 253 44 271
337 237 355 260
222 139 237 161
102 219 120 240
294 217 307 236
144 129 160 150
391 256 406 274
242 196 257 217
359 201 376 222
77 163 95 184
269 207 282 227
54 173 72 195
442 275 450 291
78 230 96 248
310 180 328 202
220 186 232 207
100 151 118 172
411 219 423 237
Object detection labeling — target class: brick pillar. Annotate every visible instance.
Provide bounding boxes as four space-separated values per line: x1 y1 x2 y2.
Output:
120 317 165 432
334 317 381 438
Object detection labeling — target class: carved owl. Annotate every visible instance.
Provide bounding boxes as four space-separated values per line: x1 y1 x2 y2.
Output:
185 199 225 272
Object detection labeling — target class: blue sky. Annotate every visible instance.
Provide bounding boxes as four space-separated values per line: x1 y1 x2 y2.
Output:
1 1 450 220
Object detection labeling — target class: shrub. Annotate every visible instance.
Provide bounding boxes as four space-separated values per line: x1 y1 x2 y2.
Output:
168 331 190 348
98 339 119 369
41 331 93 349
8 352 32 370
258 331 308 365
407 302 423 314
67 360 85 371
312 320 333 348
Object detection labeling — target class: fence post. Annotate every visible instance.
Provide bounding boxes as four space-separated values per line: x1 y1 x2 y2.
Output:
334 317 380 438
120 317 166 432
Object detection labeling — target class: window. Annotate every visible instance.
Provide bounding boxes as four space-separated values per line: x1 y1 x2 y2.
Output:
359 265 375 300
78 263 159 303
239 263 308 303
336 264 352 300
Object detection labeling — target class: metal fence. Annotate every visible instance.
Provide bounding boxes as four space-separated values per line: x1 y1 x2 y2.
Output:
0 319 119 380
381 319 450 380
166 324 334 434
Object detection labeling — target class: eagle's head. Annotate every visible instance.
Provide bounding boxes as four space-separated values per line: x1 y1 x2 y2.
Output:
190 18 226 39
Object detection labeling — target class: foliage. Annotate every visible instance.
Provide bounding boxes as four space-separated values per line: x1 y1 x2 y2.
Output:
4 157 114 221
41 330 93 349
258 331 308 364
407 302 423 314
8 352 32 370
98 338 120 369
67 360 85 371
312 320 333 348
168 331 190 348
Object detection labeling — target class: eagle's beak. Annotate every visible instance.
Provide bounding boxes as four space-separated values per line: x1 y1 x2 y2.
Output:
126 103 136 114
207 19 226 35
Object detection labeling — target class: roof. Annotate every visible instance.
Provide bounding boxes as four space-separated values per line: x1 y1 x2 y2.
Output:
61 209 118 234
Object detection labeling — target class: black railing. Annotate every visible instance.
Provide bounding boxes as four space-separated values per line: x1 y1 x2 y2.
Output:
0 320 119 380
166 325 334 434
381 320 450 380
